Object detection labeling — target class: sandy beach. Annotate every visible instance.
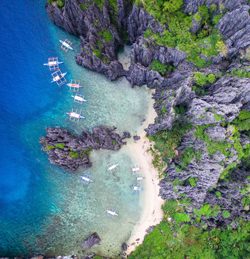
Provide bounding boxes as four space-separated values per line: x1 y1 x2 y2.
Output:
124 91 164 255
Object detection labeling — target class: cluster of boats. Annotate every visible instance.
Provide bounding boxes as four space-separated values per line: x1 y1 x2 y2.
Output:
44 39 143 218
43 39 86 121
80 164 143 217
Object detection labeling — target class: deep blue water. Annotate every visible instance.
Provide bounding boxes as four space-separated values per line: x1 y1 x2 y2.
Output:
0 0 61 255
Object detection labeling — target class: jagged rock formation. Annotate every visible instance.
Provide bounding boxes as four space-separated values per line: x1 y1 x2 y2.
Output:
46 0 250 86
40 126 128 171
218 4 250 58
81 232 101 249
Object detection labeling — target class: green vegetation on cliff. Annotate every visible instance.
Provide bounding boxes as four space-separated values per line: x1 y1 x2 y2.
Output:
138 0 227 67
130 199 250 259
150 60 174 76
149 122 192 171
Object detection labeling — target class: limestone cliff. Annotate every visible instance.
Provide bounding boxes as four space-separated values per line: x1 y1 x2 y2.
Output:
46 0 250 227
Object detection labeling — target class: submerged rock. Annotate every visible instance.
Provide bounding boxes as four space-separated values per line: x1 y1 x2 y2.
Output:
81 232 101 250
133 135 140 141
121 242 128 251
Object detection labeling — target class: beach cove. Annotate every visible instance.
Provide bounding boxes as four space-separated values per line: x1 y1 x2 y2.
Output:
0 0 163 257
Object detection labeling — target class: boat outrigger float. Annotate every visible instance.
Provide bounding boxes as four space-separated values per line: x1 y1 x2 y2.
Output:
81 176 93 183
43 57 63 71
106 210 118 216
107 164 119 171
59 39 73 52
67 80 83 91
66 110 85 121
51 70 67 86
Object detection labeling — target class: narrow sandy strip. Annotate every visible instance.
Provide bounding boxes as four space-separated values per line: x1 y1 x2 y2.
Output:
125 91 164 255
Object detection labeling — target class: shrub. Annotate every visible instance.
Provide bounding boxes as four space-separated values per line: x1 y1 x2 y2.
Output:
188 177 198 187
54 143 65 149
94 0 104 10
46 145 55 151
163 0 183 13
56 0 64 8
79 3 89 10
69 151 79 159
99 30 113 42
214 113 224 122
177 147 201 169
173 213 190 223
229 68 250 78
233 110 250 131
222 210 231 219
174 104 188 115
150 60 174 76
194 72 216 86
93 48 102 58
149 122 192 164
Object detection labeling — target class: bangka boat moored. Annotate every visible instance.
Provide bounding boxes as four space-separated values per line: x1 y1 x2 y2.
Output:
136 177 144 181
106 210 118 216
43 57 63 71
66 110 85 121
60 39 73 52
132 166 140 172
67 80 83 91
107 164 119 171
133 186 141 191
72 94 87 104
81 176 93 183
51 70 67 86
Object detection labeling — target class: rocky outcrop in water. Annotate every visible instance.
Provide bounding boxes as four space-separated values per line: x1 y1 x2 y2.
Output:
81 232 101 249
40 126 128 171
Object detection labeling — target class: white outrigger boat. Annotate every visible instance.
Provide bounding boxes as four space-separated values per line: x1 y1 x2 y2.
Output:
136 177 143 181
107 164 119 171
43 57 63 71
132 165 140 173
81 176 93 183
106 210 118 216
66 110 85 121
67 80 83 91
59 39 73 51
51 70 67 86
72 94 87 104
133 186 141 191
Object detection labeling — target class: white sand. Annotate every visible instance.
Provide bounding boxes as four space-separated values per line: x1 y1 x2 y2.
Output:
124 91 164 255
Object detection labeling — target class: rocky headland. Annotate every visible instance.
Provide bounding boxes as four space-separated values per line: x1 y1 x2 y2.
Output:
44 0 250 257
40 126 129 171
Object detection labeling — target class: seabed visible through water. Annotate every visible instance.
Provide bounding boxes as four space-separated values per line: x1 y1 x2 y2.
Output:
0 0 153 256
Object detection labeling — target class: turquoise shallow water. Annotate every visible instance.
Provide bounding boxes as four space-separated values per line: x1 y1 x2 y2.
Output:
0 0 152 256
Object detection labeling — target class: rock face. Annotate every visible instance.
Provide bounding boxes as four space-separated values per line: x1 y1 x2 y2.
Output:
81 232 101 250
218 4 250 58
203 165 250 227
40 126 128 171
47 0 127 80
46 0 250 86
